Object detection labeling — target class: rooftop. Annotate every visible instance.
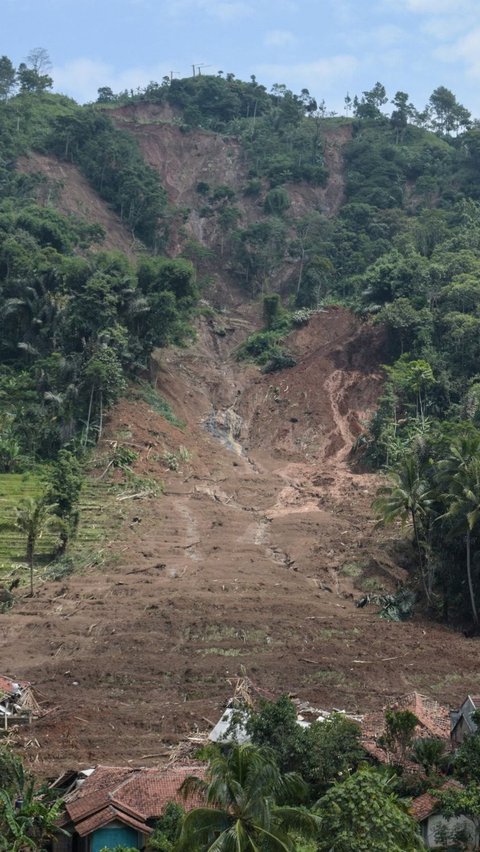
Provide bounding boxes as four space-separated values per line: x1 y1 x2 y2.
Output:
63 762 206 836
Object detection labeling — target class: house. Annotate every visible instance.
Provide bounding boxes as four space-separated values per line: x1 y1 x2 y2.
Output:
0 673 41 728
53 762 205 852
361 692 451 766
411 781 478 849
451 695 480 747
209 699 250 744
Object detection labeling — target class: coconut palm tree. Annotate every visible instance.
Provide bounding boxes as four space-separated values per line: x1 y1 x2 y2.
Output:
176 743 320 851
15 496 58 596
440 457 480 626
373 454 434 601
411 738 448 777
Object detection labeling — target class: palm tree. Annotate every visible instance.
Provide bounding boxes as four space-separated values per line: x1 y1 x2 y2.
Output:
176 743 320 852
411 738 447 777
440 458 480 626
373 455 434 601
15 496 58 596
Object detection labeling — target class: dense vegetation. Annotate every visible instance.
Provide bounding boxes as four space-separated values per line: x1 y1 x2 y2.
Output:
0 55 197 474
3 51 480 621
6 694 480 850
98 71 480 629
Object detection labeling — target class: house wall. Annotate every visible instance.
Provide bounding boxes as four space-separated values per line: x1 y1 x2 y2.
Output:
90 822 141 851
452 698 478 746
452 716 472 747
424 813 478 849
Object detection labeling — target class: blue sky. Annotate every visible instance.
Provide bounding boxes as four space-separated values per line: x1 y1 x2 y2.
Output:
5 0 480 116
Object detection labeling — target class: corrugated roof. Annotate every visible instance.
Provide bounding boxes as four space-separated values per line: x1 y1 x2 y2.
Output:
209 705 250 744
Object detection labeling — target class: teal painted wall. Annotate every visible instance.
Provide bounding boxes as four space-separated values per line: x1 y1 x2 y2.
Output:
91 823 139 851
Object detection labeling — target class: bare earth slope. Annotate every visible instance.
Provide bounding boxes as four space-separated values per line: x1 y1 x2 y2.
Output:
16 152 137 258
2 307 480 773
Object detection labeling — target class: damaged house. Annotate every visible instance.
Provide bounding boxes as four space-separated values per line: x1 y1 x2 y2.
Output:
0 674 41 729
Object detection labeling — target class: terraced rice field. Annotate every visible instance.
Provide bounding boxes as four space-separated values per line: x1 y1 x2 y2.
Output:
0 473 118 583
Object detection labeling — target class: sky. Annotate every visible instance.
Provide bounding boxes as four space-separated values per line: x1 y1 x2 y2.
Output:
5 0 480 116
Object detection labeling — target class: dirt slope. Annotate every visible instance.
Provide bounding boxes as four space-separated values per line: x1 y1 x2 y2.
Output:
110 106 351 255
3 306 480 774
16 153 137 258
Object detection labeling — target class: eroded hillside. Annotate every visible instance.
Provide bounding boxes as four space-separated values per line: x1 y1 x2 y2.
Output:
3 306 480 774
17 152 137 258
110 104 351 254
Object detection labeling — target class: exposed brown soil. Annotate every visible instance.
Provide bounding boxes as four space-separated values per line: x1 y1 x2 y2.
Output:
110 106 352 255
3 306 480 775
16 153 137 258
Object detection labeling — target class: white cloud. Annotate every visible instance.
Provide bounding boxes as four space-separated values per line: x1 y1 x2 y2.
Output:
435 27 480 77
168 0 253 21
53 58 174 103
256 54 359 101
264 29 297 48
386 0 474 11
371 24 404 47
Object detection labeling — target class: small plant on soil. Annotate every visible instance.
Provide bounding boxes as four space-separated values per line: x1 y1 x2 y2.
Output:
139 381 185 428
112 446 139 470
163 446 191 471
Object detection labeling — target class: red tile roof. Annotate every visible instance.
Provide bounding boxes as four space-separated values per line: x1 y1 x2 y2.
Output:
63 763 206 836
360 692 451 768
75 805 153 837
113 765 205 817
410 780 463 823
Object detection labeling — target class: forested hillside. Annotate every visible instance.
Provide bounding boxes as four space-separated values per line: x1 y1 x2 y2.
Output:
2 57 480 626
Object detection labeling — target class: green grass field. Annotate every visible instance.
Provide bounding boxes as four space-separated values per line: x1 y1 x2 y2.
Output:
0 472 119 582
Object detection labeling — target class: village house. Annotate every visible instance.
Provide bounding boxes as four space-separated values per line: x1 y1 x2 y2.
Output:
52 762 205 852
411 781 478 850
0 673 41 728
360 691 451 766
451 695 480 747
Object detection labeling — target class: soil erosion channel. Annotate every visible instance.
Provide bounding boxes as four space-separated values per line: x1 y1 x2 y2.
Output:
3 307 480 772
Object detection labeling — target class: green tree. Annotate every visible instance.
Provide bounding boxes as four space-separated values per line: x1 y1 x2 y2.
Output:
373 455 434 602
454 715 480 783
353 82 388 120
176 743 319 851
45 449 83 553
247 697 363 800
390 91 415 143
429 86 471 134
411 738 448 777
441 458 480 625
81 346 126 443
17 48 53 94
0 56 16 100
15 496 58 595
146 802 184 850
384 710 419 762
0 749 65 851
314 767 425 851
436 783 480 842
